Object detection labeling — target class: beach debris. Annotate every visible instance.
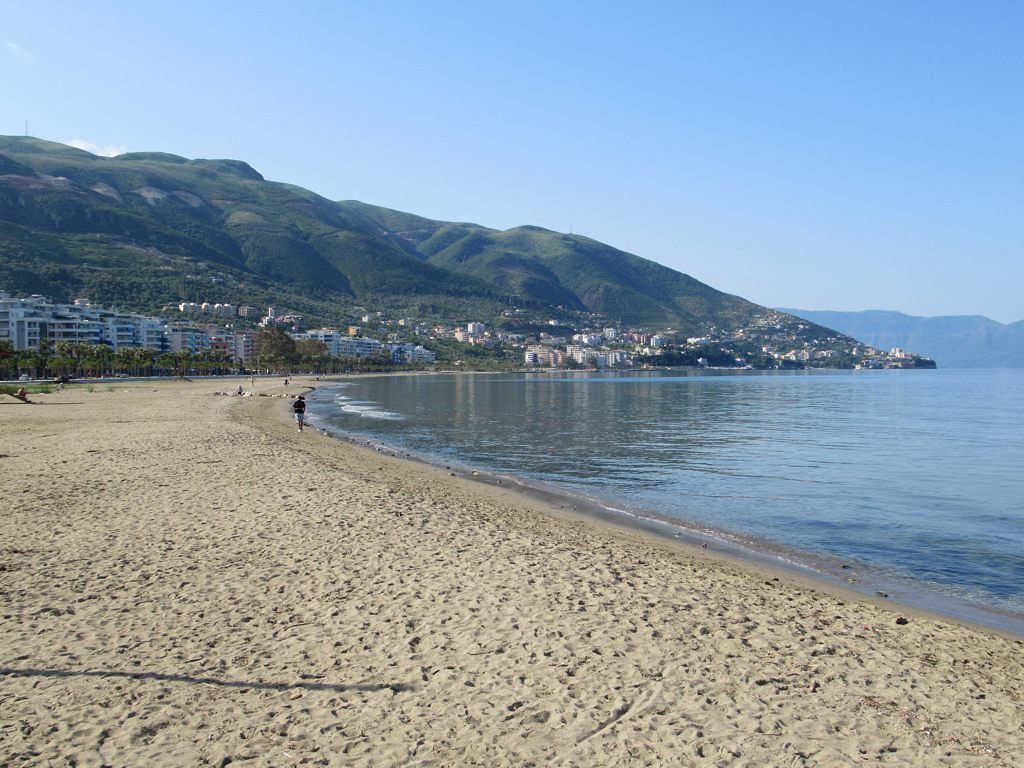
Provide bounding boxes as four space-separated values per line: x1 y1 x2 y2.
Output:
896 616 909 625
875 591 889 598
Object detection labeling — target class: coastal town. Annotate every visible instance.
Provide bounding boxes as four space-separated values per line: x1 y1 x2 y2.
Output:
0 290 933 378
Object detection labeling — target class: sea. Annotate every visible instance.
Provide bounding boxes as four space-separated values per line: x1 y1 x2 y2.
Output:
306 369 1024 635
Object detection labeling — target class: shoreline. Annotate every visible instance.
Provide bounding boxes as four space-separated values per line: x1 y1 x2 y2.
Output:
2 376 1022 766
305 379 1024 640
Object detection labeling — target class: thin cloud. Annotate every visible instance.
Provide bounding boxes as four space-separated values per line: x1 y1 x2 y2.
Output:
5 41 33 63
68 139 129 158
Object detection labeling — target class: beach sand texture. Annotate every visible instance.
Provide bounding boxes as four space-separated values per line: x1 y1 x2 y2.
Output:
1 379 1022 767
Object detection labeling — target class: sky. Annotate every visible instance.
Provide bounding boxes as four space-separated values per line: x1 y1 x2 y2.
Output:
3 1 1023 322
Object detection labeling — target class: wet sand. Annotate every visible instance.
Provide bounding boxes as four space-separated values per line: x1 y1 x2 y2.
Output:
1 378 1022 766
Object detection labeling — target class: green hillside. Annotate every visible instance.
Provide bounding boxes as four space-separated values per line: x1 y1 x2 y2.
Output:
340 201 765 331
2 136 791 333
0 137 502 323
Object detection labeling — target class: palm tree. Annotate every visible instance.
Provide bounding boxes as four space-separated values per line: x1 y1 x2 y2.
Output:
0 338 14 379
37 338 53 378
174 349 194 378
92 344 113 378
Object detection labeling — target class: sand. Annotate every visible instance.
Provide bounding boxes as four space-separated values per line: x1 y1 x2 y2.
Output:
1 378 1022 767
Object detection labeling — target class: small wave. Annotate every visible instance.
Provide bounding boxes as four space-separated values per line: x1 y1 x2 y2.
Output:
330 397 403 420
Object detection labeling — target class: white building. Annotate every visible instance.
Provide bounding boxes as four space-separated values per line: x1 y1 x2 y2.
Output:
0 292 169 351
597 350 630 368
295 328 346 356
573 332 604 346
566 344 594 365
387 343 436 364
166 324 211 353
337 336 383 358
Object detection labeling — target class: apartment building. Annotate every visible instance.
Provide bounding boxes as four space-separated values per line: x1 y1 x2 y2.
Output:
0 292 168 351
293 329 385 358
166 324 211 353
387 343 436 364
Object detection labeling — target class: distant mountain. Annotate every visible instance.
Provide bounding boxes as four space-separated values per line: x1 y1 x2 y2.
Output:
779 308 1024 368
0 135 812 336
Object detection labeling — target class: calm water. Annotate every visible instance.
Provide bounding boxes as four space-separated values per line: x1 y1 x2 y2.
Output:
308 369 1024 632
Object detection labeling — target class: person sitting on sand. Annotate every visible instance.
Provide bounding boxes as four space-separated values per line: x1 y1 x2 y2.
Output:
12 387 31 403
292 395 306 432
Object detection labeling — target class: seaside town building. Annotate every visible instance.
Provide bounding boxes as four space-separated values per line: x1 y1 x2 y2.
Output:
261 310 306 332
293 328 346 356
524 344 566 367
0 292 169 352
207 328 258 362
566 344 595 365
387 343 437 364
291 328 391 359
178 302 237 317
166 324 212 353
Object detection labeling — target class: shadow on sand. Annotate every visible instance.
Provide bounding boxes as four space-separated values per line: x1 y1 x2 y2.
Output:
0 666 414 694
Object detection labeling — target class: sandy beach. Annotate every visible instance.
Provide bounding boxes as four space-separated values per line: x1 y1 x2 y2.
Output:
1 378 1022 767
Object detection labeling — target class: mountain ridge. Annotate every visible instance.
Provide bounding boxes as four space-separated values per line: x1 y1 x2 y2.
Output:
779 308 1024 368
2 136 829 341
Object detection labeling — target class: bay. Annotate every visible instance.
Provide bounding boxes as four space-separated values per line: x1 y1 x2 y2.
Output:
307 369 1024 634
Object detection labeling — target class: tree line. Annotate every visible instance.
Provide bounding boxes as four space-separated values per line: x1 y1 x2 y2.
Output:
0 327 428 380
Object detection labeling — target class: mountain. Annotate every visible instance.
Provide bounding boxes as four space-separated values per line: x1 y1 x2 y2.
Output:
1 135 802 335
0 136 499 323
336 201 763 329
779 308 1024 368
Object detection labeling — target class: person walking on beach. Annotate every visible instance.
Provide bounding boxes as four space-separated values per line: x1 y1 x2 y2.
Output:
292 395 306 432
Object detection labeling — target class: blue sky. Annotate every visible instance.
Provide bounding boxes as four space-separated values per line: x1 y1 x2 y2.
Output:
3 1 1022 322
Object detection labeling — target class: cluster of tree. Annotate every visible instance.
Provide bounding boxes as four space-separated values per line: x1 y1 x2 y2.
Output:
421 336 522 370
250 327 409 374
0 326 448 382
0 338 237 379
637 346 751 369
